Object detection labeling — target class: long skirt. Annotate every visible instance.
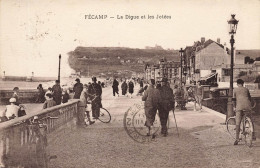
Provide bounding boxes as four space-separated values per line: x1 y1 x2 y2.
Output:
144 106 157 127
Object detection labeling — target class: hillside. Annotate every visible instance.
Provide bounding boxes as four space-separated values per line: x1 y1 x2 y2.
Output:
68 47 180 77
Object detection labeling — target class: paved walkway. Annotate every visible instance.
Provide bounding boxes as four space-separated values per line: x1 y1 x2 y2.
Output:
45 87 260 168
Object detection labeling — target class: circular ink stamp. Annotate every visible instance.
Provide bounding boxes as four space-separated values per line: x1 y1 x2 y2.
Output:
123 102 160 143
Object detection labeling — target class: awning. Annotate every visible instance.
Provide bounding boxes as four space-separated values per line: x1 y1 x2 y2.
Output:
200 72 218 81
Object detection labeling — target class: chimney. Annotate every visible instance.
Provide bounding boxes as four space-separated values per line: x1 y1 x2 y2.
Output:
201 37 205 44
217 38 220 44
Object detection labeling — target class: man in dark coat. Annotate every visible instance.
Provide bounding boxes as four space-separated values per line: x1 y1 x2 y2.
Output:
158 78 175 136
52 80 62 105
112 78 119 97
142 79 161 138
128 80 134 98
73 78 83 99
88 77 102 119
121 80 127 96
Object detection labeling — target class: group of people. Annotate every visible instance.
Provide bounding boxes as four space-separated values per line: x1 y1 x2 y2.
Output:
76 77 103 127
0 87 26 123
142 78 175 137
112 78 135 98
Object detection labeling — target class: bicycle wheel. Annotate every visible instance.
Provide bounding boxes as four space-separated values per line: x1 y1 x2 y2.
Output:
226 117 236 139
98 108 111 123
244 117 253 147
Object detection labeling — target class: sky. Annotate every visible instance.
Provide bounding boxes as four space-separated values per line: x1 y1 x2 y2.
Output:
0 0 260 77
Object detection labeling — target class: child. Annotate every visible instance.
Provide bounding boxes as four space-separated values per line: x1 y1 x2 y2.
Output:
43 93 56 109
62 88 70 104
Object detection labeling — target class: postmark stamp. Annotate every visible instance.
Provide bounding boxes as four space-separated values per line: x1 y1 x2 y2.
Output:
123 102 160 143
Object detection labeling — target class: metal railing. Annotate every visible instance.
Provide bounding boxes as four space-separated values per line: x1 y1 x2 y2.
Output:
0 99 79 168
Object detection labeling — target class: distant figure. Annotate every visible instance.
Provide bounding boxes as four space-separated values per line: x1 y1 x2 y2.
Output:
43 93 56 109
128 80 134 98
140 80 144 88
73 78 83 99
12 87 20 106
62 88 70 104
36 84 45 103
121 80 128 96
101 82 105 88
194 81 203 112
112 78 119 97
52 80 62 105
4 98 20 120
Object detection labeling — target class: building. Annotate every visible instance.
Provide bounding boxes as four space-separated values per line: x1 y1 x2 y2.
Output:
185 37 259 85
144 58 180 83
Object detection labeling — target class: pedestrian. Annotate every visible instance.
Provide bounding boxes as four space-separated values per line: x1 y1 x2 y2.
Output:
52 80 62 105
158 78 175 136
4 98 20 120
62 88 70 104
73 78 83 99
194 81 203 112
142 79 161 138
36 84 45 103
43 93 56 109
140 79 144 89
83 85 95 125
112 78 119 97
77 85 95 126
121 80 128 96
181 82 188 110
88 77 102 119
12 87 20 106
128 79 134 98
233 79 255 145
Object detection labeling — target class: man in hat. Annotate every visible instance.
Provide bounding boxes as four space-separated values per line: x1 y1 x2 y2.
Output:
142 79 161 138
88 77 102 119
158 77 175 136
52 80 62 105
73 78 83 99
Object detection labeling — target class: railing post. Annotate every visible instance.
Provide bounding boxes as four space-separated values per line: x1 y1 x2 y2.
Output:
0 132 5 168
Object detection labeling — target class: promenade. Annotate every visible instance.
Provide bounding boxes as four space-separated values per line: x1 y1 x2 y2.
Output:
1 84 260 167
39 87 260 168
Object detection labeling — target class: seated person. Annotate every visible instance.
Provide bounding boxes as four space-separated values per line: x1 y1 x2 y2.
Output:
43 93 56 109
5 98 20 120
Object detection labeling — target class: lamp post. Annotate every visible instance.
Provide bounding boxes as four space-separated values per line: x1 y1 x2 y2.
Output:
58 54 61 82
179 48 184 84
227 14 239 121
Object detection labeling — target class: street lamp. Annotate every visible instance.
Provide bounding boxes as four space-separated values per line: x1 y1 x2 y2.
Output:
58 54 61 82
179 48 184 84
227 14 239 121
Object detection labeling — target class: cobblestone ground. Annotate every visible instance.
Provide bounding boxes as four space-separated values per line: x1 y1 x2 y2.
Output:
46 87 260 168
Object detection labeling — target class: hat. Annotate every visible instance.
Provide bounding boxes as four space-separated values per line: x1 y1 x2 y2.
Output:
9 98 16 103
75 78 80 82
161 78 168 82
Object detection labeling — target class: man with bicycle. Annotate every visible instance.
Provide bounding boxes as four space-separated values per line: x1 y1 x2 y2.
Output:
233 79 255 145
88 77 102 119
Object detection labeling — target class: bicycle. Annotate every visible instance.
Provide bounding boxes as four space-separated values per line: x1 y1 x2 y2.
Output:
226 109 255 147
85 107 111 123
86 92 111 123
